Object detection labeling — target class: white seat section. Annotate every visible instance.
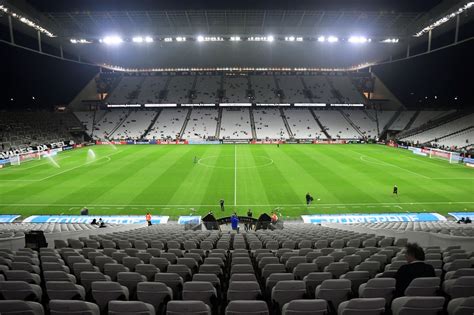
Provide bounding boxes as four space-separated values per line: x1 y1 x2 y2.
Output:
303 76 338 103
74 111 105 135
193 76 221 103
220 108 253 139
342 110 378 138
112 110 157 140
276 76 307 103
145 108 188 140
330 76 365 104
434 127 474 149
183 108 218 140
136 76 168 104
389 111 416 130
284 108 326 139
106 76 143 104
253 108 289 139
402 113 474 145
163 76 194 104
315 110 359 139
408 110 456 130
251 75 279 103
222 75 249 103
92 110 130 140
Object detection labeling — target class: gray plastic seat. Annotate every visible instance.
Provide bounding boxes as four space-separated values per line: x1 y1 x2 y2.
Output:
91 281 129 312
447 297 474 315
0 300 44 315
80 271 111 293
167 264 192 281
443 276 474 298
404 277 440 296
117 272 147 298
137 282 173 315
46 281 86 300
272 280 307 311
108 301 155 315
316 279 352 311
282 299 327 315
391 296 445 315
338 298 385 315
166 300 211 315
135 264 159 281
225 300 270 315
303 272 332 298
44 270 77 283
340 271 371 295
0 281 42 302
4 270 41 284
183 281 218 307
49 300 99 315
104 263 129 281
325 262 350 278
227 281 262 301
155 272 184 298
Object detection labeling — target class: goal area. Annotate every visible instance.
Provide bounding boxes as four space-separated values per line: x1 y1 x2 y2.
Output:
428 148 462 164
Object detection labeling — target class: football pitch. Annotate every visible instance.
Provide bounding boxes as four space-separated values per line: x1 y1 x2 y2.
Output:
0 144 472 219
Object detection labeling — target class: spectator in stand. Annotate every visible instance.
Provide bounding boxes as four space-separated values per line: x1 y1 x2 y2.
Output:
245 209 253 231
231 213 239 233
271 211 278 224
145 212 152 226
457 217 466 224
394 243 435 297
465 217 472 224
90 218 97 225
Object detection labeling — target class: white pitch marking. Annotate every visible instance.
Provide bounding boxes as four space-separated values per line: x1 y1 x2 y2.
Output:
358 155 431 179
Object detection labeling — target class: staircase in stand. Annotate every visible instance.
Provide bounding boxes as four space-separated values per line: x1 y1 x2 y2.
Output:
215 107 223 139
403 110 421 131
310 108 331 139
178 108 193 139
279 107 293 138
379 108 403 140
249 107 257 139
398 110 465 139
142 109 162 139
108 110 132 140
338 109 365 138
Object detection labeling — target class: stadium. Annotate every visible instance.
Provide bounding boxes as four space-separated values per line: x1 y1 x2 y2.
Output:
0 0 473 314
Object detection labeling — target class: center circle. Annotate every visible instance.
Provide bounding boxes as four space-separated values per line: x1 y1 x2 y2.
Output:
198 155 274 169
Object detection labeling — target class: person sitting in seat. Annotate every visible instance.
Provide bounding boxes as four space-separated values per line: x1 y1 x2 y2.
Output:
394 243 435 297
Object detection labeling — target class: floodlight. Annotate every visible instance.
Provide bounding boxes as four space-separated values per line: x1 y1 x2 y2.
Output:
230 36 241 41
197 35 205 42
132 36 143 43
317 36 326 42
70 39 78 44
348 36 368 43
327 36 338 43
296 37 303 42
103 36 123 44
164 37 173 42
145 36 153 43
285 36 295 41
176 37 186 42
267 35 275 42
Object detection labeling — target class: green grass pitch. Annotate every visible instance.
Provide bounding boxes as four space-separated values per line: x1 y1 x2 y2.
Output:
0 144 473 219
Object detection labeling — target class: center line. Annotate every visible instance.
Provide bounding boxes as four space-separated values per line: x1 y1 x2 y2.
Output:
234 144 237 206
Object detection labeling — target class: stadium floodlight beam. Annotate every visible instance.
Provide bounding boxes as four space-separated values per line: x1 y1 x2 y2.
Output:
285 36 296 41
267 35 275 42
164 37 173 42
197 35 205 42
317 36 326 42
132 36 144 43
415 2 474 37
70 38 91 44
381 38 399 43
145 36 153 43
176 37 186 42
230 36 241 41
327 36 338 43
103 36 123 45
348 36 369 43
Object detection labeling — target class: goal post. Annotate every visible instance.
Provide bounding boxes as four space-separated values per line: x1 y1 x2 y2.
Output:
9 155 20 166
428 148 462 164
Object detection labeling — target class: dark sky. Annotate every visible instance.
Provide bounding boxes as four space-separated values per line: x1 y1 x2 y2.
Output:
26 0 442 12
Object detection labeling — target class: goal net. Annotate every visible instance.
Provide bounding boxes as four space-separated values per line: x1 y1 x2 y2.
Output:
9 155 20 166
428 148 462 164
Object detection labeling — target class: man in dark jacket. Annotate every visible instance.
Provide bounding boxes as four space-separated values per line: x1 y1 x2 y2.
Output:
394 243 435 297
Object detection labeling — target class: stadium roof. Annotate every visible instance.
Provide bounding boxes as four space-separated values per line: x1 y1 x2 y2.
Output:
1 0 473 69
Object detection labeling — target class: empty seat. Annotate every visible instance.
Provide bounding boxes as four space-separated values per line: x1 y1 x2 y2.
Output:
80 271 111 293
104 263 129 281
122 257 143 271
150 257 170 271
325 262 350 278
447 297 474 315
46 281 86 300
340 271 371 295
0 281 42 302
227 281 262 301
137 282 172 315
135 264 159 281
167 264 192 281
303 272 332 298
117 272 147 298
183 281 218 307
293 263 319 280
262 264 286 279
391 296 445 315
91 281 129 312
0 300 44 315
49 300 99 315
338 298 385 315
282 299 327 315
44 270 76 283
354 261 380 278
225 300 270 315
316 279 351 311
272 280 307 311
405 277 440 296
166 300 211 315
443 276 474 298
5 270 41 284
155 273 183 299
359 278 396 304
108 301 155 315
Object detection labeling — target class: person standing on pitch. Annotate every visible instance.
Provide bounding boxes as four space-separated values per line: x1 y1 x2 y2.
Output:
145 212 152 226
194 156 198 164
220 199 225 211
393 184 398 196
245 209 253 231
306 192 313 205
